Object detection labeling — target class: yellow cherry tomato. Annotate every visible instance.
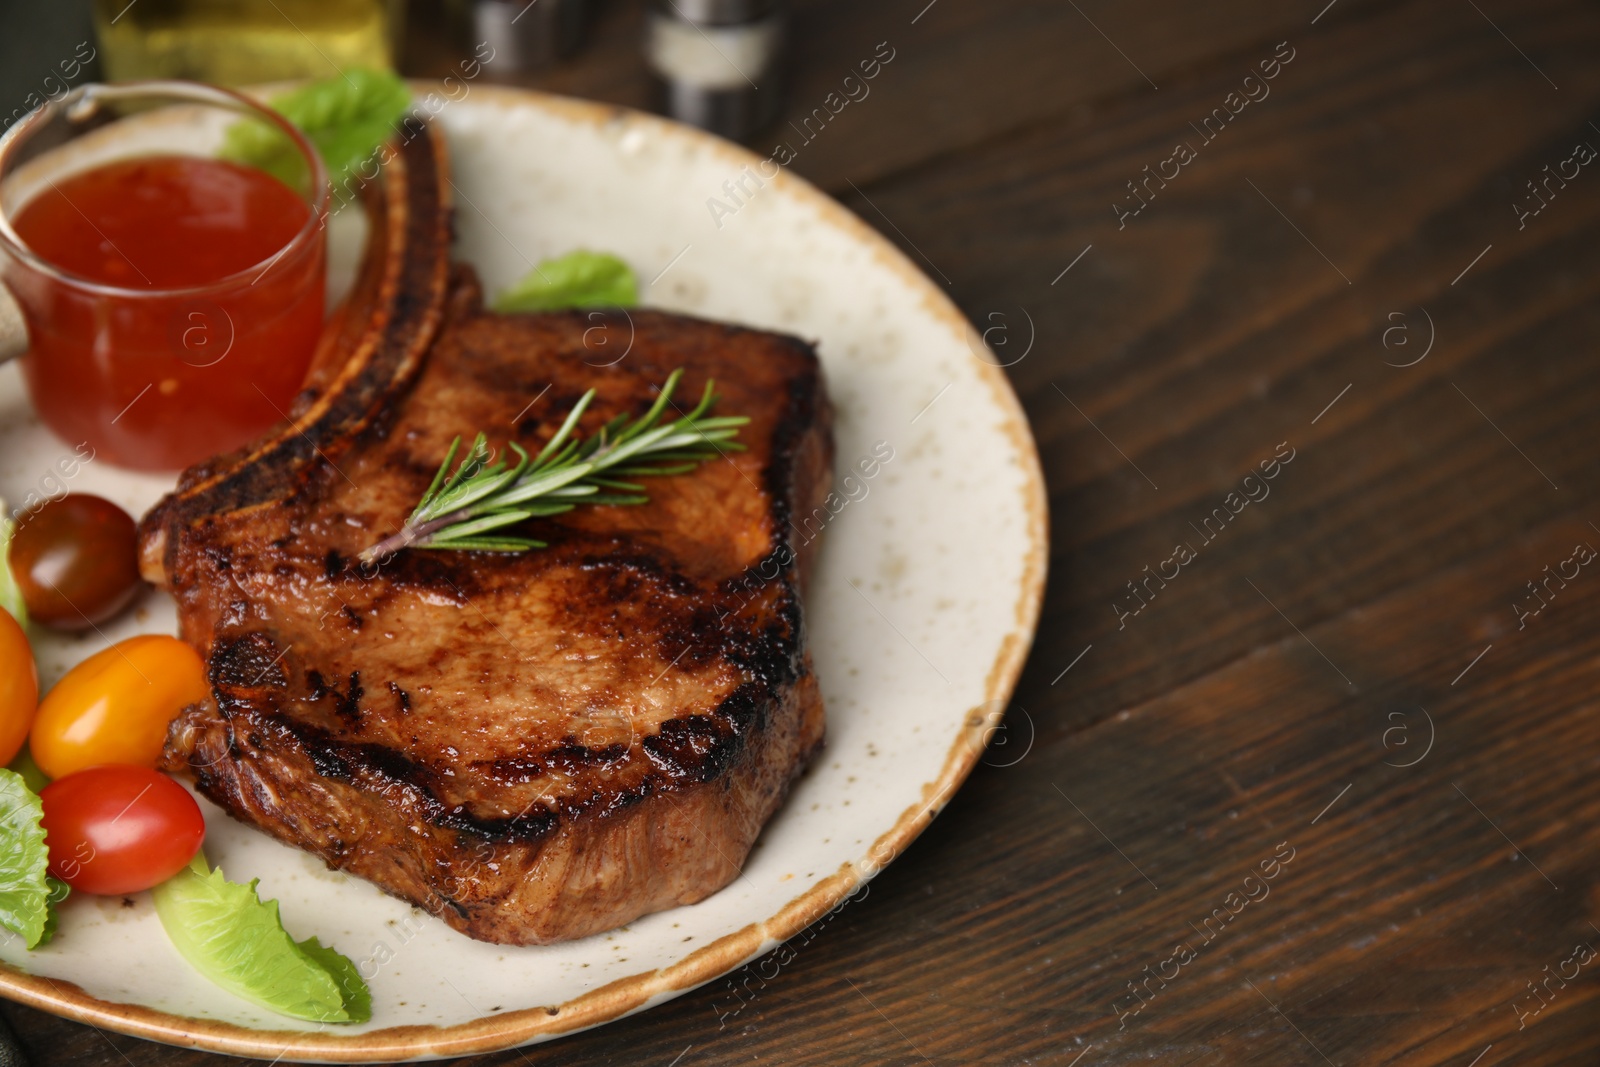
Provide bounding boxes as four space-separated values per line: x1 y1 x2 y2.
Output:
0 610 39 767
31 635 208 780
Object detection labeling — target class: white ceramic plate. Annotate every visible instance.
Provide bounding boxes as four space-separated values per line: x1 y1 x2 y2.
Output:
0 85 1046 1062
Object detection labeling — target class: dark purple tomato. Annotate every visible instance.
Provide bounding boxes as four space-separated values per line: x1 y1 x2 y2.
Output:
9 494 142 630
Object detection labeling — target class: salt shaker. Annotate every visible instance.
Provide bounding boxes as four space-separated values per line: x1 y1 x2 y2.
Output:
645 0 786 140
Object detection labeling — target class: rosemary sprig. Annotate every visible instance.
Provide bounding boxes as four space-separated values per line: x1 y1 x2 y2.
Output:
359 369 746 563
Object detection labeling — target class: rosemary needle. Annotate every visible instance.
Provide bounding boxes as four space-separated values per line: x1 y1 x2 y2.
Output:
359 369 747 563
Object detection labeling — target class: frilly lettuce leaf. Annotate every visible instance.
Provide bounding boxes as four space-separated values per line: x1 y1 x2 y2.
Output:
493 250 639 312
298 934 372 1023
0 500 28 629
38 877 69 946
220 68 412 189
0 769 56 948
5 749 47 796
152 855 370 1023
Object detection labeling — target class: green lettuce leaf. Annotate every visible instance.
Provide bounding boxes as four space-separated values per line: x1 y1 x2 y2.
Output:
0 769 55 948
492 250 639 312
37 878 70 947
0 499 28 629
152 855 370 1023
298 935 372 1022
6 749 47 795
220 68 412 189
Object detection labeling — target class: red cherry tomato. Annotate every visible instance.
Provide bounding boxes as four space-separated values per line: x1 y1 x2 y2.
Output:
9 494 143 630
40 766 205 895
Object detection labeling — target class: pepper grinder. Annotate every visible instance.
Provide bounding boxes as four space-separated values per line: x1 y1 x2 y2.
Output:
471 0 587 74
645 0 787 140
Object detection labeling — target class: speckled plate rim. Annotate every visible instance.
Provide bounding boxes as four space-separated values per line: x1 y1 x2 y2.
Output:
0 83 1049 1062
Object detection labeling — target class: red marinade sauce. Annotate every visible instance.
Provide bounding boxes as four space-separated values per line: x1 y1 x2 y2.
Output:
16 155 308 286
12 154 324 471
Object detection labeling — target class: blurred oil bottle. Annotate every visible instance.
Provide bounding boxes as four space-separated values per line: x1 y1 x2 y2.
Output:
91 0 404 85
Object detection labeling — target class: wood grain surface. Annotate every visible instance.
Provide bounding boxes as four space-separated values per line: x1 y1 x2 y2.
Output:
8 0 1600 1063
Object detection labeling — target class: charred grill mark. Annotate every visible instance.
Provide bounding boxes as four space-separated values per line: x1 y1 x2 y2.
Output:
200 707 566 842
440 803 556 839
335 672 364 721
194 667 776 845
388 681 412 714
577 552 702 599
643 713 737 783
765 354 830 540
602 778 652 815
209 633 288 691
476 737 631 787
569 554 779 674
436 894 471 920
668 582 803 701
352 548 486 600
305 744 348 781
715 681 768 736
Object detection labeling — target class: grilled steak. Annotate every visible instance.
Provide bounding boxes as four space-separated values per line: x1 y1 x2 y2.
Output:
138 119 832 945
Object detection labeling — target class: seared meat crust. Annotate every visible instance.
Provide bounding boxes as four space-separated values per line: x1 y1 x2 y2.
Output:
138 120 832 944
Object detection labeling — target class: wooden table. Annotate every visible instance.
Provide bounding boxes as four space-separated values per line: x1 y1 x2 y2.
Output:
9 0 1600 1062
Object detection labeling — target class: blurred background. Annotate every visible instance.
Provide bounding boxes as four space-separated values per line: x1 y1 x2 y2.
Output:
2 1 819 148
